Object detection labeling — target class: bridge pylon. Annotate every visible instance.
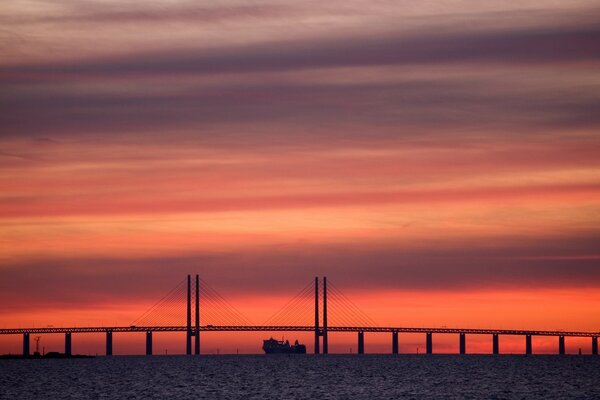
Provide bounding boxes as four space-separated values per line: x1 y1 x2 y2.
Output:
323 276 328 354
186 274 201 356
313 276 328 354
186 274 192 355
195 274 200 355
314 277 319 354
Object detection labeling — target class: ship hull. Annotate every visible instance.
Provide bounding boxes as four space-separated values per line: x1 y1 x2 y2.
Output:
262 338 306 354
263 346 306 354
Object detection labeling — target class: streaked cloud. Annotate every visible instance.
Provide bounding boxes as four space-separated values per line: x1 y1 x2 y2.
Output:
0 0 599 340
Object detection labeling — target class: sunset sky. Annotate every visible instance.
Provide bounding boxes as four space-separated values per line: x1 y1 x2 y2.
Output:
1 0 600 355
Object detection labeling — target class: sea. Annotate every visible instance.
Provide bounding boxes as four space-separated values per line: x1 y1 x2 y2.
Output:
1 355 599 399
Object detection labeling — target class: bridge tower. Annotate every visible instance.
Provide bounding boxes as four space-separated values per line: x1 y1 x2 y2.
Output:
195 274 200 355
186 275 192 355
314 277 319 354
186 274 201 356
323 276 328 354
313 276 328 354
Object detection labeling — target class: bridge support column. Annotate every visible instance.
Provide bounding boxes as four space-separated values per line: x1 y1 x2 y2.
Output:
323 276 328 354
186 274 192 355
23 332 30 357
65 332 72 356
358 331 364 354
195 274 200 355
559 336 565 355
106 330 113 356
426 332 433 354
146 331 153 356
392 331 398 354
459 333 466 355
493 334 499 355
314 276 320 354
593 337 598 355
526 335 532 355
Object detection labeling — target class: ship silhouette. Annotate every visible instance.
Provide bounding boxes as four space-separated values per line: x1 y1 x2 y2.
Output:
262 338 306 354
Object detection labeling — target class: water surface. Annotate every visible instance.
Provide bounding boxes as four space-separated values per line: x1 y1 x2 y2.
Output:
1 355 598 399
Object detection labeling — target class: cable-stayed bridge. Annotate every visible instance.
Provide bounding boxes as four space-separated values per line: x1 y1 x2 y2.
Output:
1 275 598 356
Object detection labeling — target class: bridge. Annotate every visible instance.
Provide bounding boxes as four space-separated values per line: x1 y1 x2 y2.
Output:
2 275 598 356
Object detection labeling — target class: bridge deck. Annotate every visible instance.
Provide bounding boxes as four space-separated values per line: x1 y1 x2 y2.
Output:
0 326 597 337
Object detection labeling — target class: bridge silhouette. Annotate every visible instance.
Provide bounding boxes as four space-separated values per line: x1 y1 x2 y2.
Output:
2 275 598 356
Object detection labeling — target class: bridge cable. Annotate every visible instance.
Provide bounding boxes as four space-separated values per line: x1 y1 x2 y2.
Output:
263 281 314 326
130 278 187 326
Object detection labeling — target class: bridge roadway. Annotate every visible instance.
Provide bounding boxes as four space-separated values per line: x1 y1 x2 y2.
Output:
1 325 598 337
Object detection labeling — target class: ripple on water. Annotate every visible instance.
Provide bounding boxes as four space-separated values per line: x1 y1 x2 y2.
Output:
1 355 599 400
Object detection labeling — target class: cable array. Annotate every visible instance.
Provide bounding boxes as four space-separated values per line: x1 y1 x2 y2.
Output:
129 276 377 328
130 277 253 327
326 281 378 327
131 278 187 326
263 281 315 326
198 279 253 326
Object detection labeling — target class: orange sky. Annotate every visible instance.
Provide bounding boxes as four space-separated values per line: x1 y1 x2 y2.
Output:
1 0 600 354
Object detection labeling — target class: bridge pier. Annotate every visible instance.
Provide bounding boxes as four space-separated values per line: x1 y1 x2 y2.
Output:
146 331 153 356
459 333 466 355
106 330 113 356
392 331 398 354
526 335 532 355
358 331 364 354
559 336 565 355
493 334 499 355
65 332 72 356
426 332 433 354
23 332 30 357
593 337 598 355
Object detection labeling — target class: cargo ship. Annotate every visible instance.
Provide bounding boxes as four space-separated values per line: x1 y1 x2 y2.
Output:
262 338 306 354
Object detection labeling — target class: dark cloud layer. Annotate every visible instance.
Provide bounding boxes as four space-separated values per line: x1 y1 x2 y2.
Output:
2 78 599 138
3 25 600 79
2 18 599 138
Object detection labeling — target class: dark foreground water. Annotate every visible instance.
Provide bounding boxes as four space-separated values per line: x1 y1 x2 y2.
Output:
1 355 599 399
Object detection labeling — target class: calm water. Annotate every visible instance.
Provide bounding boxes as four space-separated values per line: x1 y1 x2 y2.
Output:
1 355 598 399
